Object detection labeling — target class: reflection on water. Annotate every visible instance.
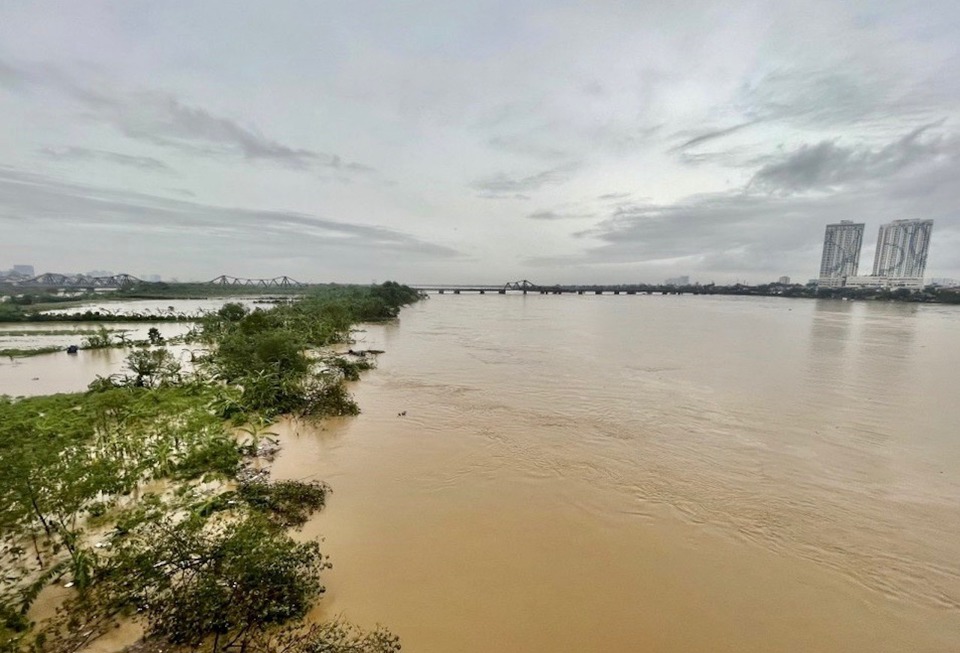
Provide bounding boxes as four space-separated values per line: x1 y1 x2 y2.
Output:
270 295 960 652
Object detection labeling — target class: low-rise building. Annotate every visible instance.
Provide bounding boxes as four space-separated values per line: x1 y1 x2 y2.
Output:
844 276 925 290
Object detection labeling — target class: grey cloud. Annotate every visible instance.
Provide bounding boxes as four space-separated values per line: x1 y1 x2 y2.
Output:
740 68 882 126
105 93 339 169
0 166 459 260
527 210 595 221
737 64 953 130
0 58 371 173
472 163 579 198
671 120 762 151
597 192 632 201
40 146 174 173
749 121 957 193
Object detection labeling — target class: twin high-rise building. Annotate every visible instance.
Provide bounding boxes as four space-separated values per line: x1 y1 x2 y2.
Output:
817 219 933 289
818 221 865 288
872 219 934 278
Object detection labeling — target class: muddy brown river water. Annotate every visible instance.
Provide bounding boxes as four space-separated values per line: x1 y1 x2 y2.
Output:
5 294 960 651
273 295 960 652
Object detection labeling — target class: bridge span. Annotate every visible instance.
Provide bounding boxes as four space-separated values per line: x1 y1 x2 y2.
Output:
413 280 686 295
6 273 307 290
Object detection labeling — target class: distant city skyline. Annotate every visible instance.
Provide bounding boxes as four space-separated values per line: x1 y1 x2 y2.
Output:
817 218 935 289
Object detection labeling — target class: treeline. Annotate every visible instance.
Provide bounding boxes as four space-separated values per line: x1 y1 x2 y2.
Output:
0 282 420 653
618 283 960 304
116 282 308 299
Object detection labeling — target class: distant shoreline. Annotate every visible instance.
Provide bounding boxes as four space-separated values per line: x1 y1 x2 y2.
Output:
419 283 960 305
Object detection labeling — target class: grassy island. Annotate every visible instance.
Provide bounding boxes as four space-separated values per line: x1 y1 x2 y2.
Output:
0 282 421 653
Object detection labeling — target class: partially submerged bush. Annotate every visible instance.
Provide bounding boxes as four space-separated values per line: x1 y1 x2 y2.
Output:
236 480 330 528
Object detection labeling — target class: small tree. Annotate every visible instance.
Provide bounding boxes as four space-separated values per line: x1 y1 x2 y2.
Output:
125 350 180 388
147 327 164 345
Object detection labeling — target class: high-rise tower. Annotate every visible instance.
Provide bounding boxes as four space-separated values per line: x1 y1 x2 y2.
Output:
872 219 933 280
818 221 864 288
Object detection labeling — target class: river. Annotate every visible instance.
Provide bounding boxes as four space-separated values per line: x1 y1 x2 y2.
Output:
271 294 960 652
4 293 959 651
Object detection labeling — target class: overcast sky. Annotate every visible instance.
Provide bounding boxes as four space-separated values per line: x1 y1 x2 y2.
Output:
1 0 958 284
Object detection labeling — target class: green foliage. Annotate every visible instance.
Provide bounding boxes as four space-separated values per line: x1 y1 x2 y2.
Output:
81 326 113 349
124 349 182 388
173 435 242 480
0 283 422 652
114 514 326 649
299 377 360 417
327 356 374 382
0 346 62 358
217 302 248 322
256 620 402 653
235 480 330 528
0 385 232 616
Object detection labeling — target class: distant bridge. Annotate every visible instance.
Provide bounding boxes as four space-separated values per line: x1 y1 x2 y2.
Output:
412 280 687 295
208 275 306 288
15 273 142 289
5 273 308 289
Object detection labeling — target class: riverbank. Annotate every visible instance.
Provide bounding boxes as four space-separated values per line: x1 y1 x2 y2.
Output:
0 283 418 653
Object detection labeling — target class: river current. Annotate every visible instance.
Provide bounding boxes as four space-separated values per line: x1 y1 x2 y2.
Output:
4 294 959 651
273 294 960 652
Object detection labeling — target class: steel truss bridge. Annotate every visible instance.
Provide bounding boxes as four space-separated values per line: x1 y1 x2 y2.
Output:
7 273 307 289
208 275 306 288
13 273 143 289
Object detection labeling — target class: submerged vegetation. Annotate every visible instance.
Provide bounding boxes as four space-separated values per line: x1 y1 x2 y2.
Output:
0 282 420 653
0 347 63 359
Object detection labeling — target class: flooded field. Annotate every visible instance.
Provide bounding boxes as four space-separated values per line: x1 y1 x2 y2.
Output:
37 296 276 317
0 297 269 394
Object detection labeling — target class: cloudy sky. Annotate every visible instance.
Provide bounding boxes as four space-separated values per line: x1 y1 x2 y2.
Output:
1 0 958 284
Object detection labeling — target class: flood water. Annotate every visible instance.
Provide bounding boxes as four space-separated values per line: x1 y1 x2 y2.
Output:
269 295 960 652
0 323 195 396
4 294 959 651
0 296 266 395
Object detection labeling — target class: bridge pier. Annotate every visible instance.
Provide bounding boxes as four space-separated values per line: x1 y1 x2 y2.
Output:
498 289 506 294
595 290 603 295
454 290 460 294
479 290 485 294
438 289 444 294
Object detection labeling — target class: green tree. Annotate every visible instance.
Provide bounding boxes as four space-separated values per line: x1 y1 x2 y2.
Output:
125 349 181 388
147 327 164 345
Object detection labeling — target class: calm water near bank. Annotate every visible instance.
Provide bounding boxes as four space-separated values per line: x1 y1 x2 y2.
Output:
271 294 960 652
